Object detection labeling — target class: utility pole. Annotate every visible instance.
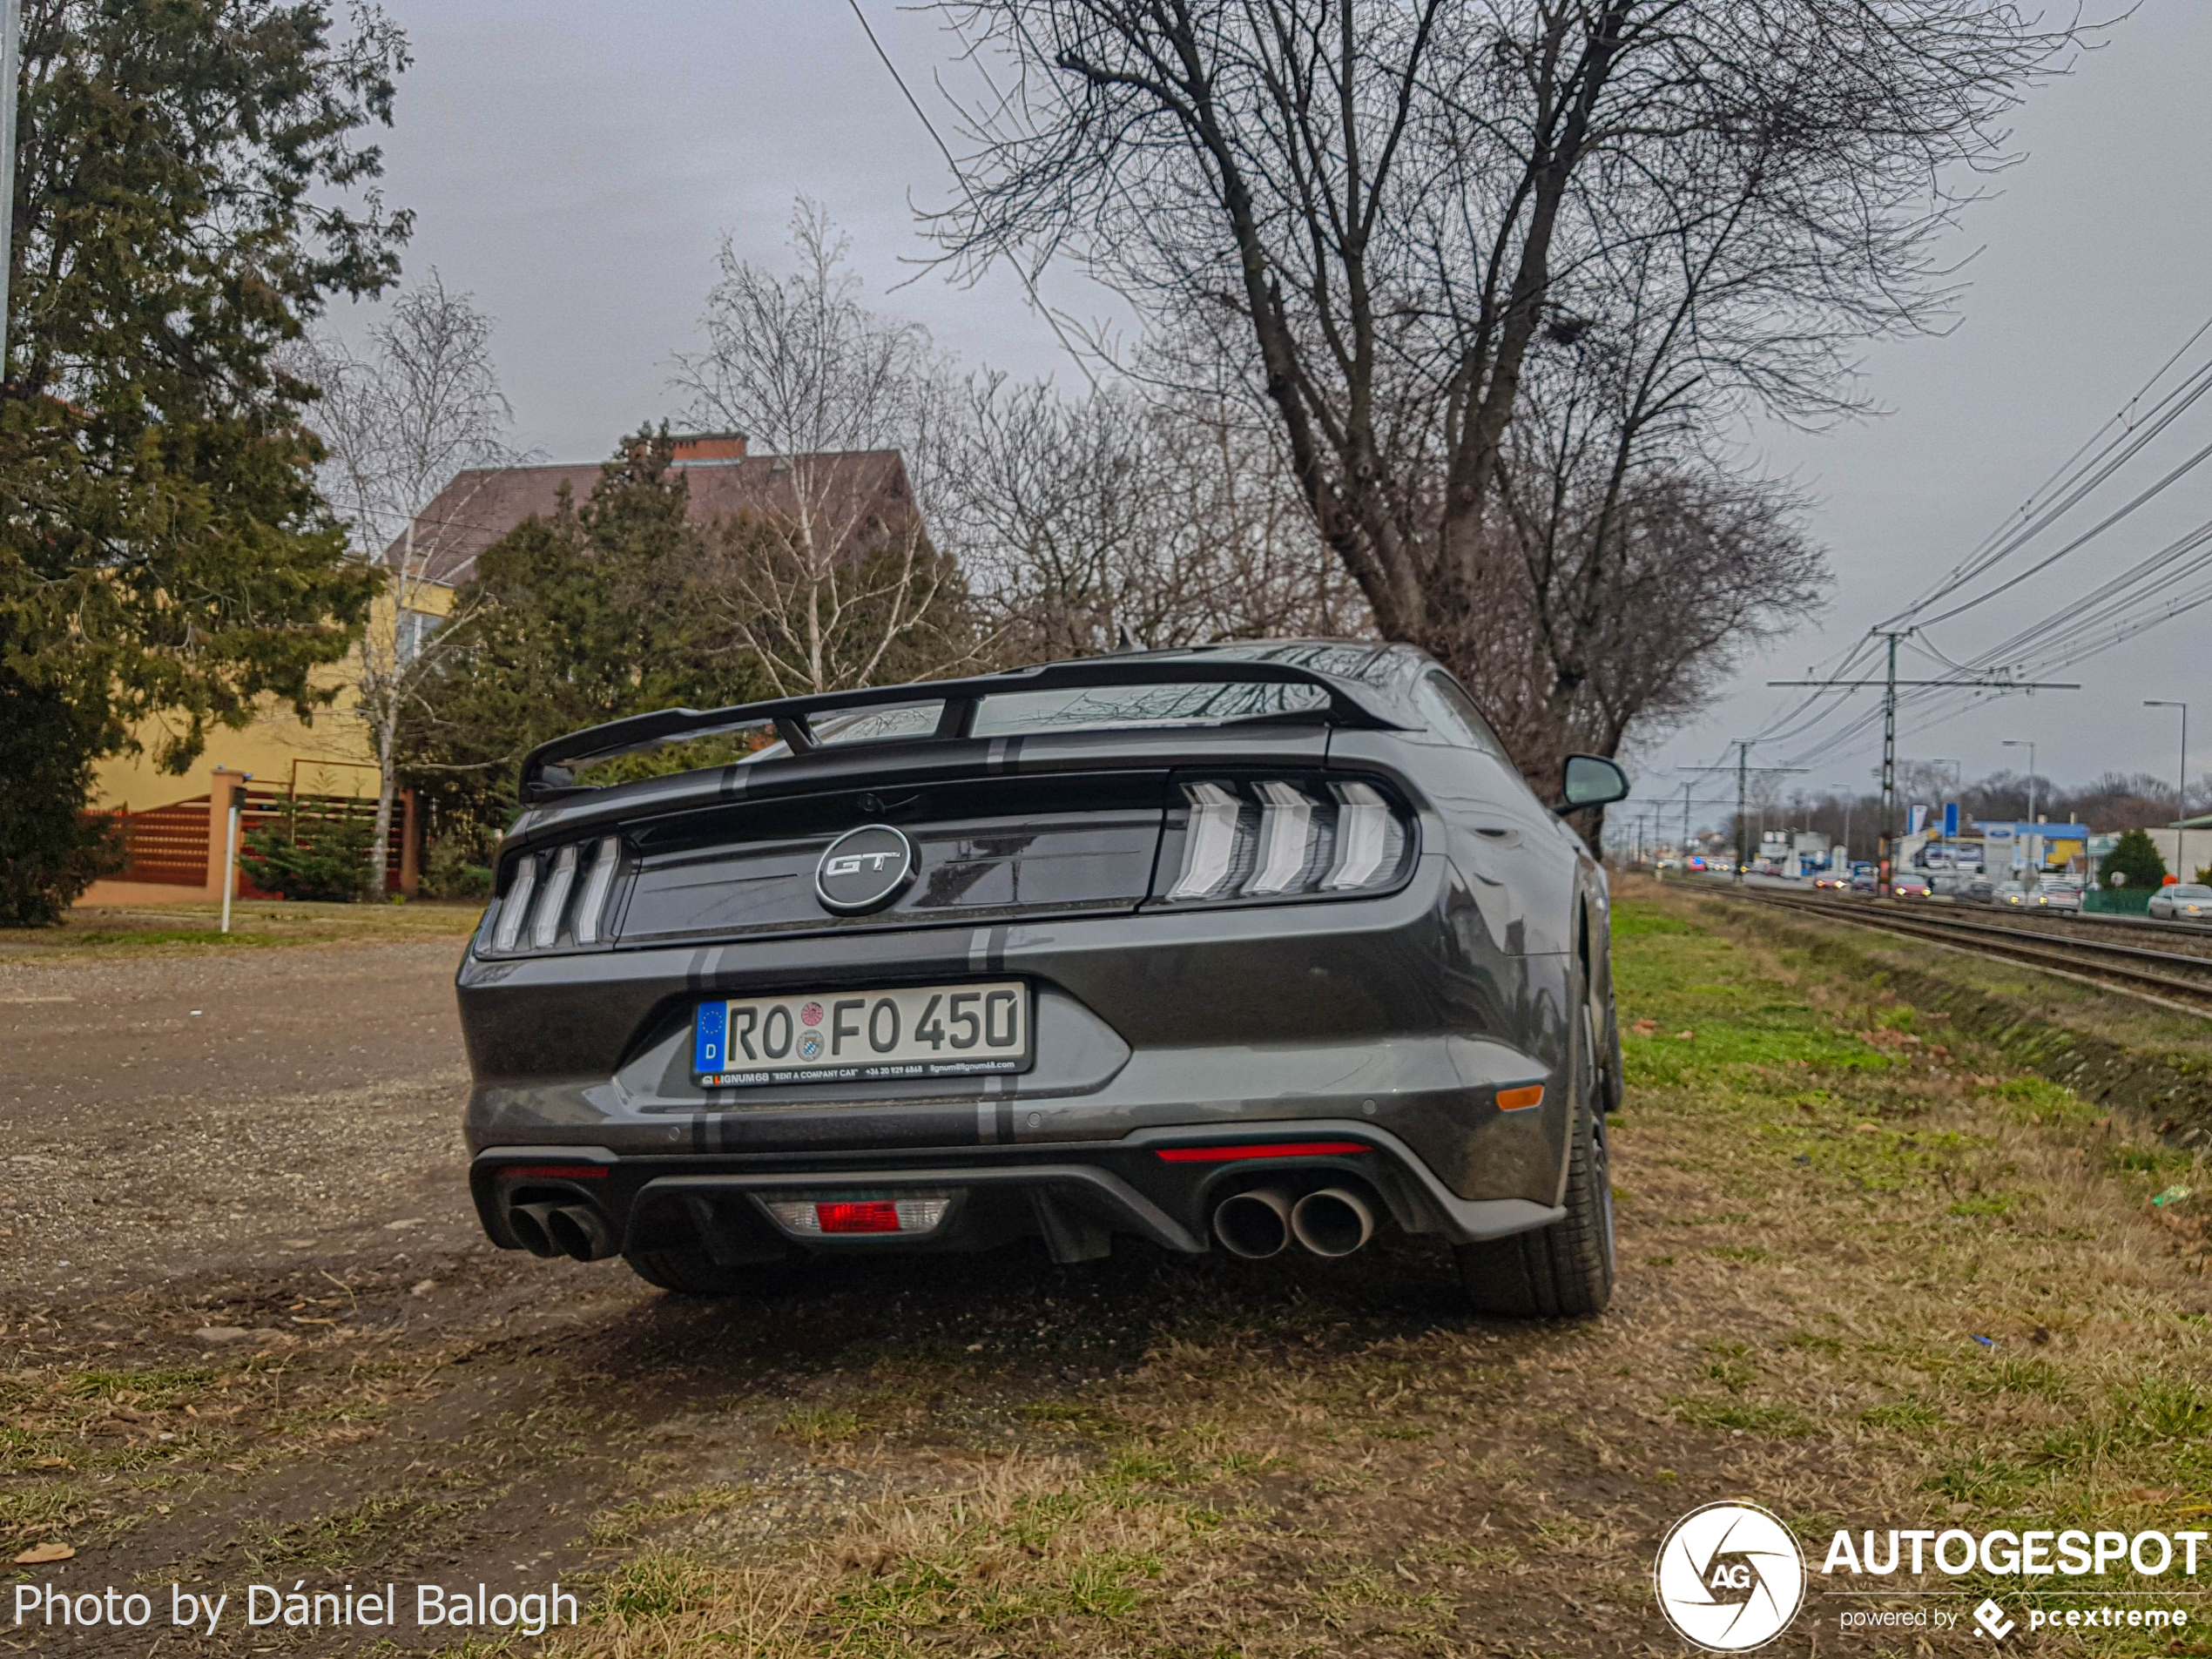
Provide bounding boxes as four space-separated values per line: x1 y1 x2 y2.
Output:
1681 745 1807 884
2146 701 2188 825
1 0 20 376
1877 631 1905 901
1682 780 1694 864
1771 648 2077 898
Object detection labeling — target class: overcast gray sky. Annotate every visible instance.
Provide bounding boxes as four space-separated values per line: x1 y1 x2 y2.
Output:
355 0 2212 819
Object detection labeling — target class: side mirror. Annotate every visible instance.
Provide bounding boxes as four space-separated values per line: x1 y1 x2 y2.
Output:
1559 754 1629 813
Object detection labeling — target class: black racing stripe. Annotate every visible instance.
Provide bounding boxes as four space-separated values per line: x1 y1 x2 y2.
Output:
685 947 711 995
988 924 1009 974
1002 735 1024 773
719 763 748 800
694 1115 709 1153
996 1099 1017 1142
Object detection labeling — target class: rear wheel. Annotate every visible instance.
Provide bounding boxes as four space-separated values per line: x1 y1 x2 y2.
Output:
624 1248 776 1298
1454 1025 1615 1317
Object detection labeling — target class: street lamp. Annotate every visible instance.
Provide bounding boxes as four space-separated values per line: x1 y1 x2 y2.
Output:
2002 739 2036 884
2000 739 2036 825
2145 700 2188 825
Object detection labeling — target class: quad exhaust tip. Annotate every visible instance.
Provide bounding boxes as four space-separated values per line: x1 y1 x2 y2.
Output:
1290 1188 1375 1258
509 1200 616 1261
1213 1185 1378 1260
1213 1187 1292 1258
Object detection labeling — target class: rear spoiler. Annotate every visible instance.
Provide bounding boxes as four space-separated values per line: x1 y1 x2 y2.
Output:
517 657 1412 803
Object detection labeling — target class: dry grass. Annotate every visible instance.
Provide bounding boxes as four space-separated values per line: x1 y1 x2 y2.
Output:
18 887 2204 1654
0 897 482 958
506 891 2212 1656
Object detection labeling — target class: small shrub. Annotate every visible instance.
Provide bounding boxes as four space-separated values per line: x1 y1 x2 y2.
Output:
242 802 377 902
421 835 491 900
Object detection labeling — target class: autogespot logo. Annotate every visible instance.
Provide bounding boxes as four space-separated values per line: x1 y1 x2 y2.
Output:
1654 1501 1808 1652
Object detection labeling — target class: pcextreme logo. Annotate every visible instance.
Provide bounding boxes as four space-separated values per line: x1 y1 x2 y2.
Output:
1654 1501 1808 1652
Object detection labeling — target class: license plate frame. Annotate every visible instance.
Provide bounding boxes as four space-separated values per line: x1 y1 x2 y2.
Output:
693 980 1032 1087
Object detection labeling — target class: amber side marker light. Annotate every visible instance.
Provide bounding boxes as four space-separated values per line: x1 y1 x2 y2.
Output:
1496 1085 1545 1112
1155 1141 1371 1163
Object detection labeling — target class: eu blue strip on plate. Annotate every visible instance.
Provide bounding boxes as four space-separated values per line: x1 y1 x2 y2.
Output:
693 1001 726 1075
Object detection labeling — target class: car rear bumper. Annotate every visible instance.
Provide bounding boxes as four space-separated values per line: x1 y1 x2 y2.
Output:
456 863 1582 1211
469 1120 1567 1263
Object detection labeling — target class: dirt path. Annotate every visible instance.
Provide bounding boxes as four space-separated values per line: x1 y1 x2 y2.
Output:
3 895 2208 1656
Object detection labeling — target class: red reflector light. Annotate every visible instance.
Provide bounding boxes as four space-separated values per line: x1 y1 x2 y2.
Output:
500 1164 609 1179
817 1201 902 1233
1155 1141 1370 1163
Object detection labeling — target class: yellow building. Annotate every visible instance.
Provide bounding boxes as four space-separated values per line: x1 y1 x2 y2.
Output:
80 431 906 903
82 580 454 905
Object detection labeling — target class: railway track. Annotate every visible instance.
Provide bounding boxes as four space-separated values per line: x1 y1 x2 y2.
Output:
1733 889 2212 1015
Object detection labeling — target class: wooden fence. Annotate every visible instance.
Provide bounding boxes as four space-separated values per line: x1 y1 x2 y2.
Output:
98 784 417 896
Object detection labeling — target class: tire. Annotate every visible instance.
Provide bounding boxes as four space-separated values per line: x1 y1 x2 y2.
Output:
1598 995 1625 1116
1454 1022 1616 1318
623 1248 773 1298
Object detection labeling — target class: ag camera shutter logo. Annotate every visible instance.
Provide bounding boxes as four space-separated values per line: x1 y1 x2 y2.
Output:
1654 1501 1806 1651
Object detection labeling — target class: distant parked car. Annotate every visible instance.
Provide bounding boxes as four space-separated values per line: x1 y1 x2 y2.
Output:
1930 870 1973 897
1994 881 2027 907
1892 873 1932 898
1850 869 1878 894
1966 875 2000 904
2032 879 2083 914
2148 883 2212 921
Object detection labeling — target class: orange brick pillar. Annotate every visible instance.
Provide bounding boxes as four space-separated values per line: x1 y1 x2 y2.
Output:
400 788 421 896
204 768 252 902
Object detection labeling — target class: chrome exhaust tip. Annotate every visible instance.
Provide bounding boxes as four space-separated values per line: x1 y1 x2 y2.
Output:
1212 1187 1292 1259
1290 1188 1375 1258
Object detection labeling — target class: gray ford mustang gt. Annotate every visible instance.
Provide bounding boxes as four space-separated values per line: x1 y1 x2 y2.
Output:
455 641 1629 1316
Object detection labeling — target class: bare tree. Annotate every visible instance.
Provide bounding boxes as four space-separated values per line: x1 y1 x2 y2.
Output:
931 0 2084 773
674 201 977 694
948 374 1369 659
301 272 514 894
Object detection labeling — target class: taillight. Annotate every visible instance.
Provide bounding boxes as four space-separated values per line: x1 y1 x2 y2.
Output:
1157 778 1413 905
483 835 624 954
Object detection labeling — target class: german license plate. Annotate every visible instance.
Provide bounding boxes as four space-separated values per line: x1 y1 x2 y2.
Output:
693 981 1030 1086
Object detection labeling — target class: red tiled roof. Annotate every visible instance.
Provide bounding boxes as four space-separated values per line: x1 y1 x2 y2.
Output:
385 449 914 587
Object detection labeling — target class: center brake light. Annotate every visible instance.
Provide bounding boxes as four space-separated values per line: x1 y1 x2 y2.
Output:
1160 779 1412 905
817 1201 900 1233
762 1191 955 1235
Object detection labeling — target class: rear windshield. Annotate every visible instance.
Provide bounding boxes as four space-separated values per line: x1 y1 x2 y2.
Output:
565 679 1336 785
970 680 1330 736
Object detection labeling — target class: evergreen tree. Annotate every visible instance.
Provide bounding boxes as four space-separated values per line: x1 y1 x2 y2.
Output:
0 1 410 921
400 430 770 849
2100 828 2168 891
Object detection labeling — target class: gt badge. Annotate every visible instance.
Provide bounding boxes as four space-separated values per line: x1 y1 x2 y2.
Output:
814 824 917 915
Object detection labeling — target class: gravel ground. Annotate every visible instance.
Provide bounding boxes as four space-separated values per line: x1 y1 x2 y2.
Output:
3 906 2208 1658
1 942 473 1301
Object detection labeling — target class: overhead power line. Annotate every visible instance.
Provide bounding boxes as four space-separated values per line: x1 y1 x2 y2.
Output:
842 0 1101 391
1770 631 2076 897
